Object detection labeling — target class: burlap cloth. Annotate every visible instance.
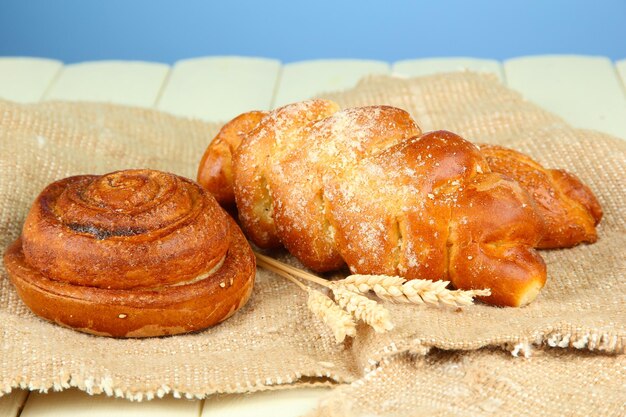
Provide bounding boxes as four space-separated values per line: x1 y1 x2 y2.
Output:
0 73 624 415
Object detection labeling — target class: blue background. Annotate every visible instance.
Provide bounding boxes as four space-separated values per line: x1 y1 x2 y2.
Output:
1 0 625 63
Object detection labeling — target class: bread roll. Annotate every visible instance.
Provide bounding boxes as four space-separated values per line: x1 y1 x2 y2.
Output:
198 104 602 252
196 100 603 307
3 169 255 337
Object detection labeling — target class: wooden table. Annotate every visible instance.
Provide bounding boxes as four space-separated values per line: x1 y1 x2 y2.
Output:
1 54 625 417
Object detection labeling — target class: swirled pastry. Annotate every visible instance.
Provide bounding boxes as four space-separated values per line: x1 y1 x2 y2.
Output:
3 169 255 337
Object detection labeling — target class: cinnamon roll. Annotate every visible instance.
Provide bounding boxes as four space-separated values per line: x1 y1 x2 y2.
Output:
3 169 256 337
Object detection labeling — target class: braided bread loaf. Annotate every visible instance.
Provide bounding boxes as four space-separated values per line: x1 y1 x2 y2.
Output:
198 111 267 208
198 100 602 307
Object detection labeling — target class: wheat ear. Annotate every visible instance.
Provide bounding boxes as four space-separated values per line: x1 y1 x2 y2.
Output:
341 274 490 307
330 285 393 332
306 289 357 343
257 255 356 342
255 252 489 307
254 252 490 344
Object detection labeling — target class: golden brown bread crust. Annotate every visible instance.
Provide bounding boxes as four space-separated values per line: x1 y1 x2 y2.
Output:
325 130 484 279
268 105 421 271
448 173 547 307
233 100 340 248
4 169 256 337
197 111 267 207
4 221 255 337
326 131 546 307
22 170 230 289
480 144 602 248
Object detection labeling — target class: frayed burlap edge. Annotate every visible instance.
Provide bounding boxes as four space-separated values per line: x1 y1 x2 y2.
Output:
0 374 340 402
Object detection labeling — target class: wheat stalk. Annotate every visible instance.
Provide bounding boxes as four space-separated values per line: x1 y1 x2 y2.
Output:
255 252 490 307
255 252 329 286
341 274 491 307
254 251 490 343
262 259 356 343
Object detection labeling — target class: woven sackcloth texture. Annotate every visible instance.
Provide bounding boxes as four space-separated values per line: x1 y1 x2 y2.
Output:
308 349 626 417
0 73 624 406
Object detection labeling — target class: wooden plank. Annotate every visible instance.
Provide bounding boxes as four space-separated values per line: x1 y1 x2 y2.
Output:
1 59 47 417
504 55 626 139
20 390 200 417
43 60 170 107
392 58 504 81
17 56 204 415
0 390 29 417
616 59 626 92
202 388 330 417
0 57 62 102
272 59 390 107
157 56 281 122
